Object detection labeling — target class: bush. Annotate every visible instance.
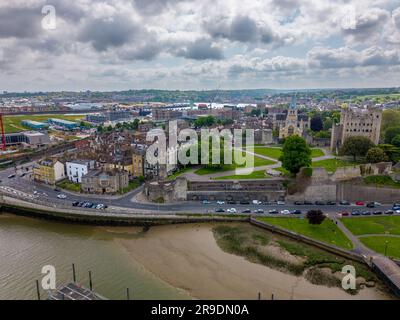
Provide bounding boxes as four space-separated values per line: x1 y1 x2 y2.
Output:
366 147 389 163
306 210 326 225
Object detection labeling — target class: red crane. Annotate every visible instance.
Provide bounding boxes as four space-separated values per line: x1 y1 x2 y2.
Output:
0 114 6 150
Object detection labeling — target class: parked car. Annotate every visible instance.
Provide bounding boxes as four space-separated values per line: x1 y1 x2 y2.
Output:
7 174 16 179
361 211 372 216
252 200 262 205
340 200 350 205
340 211 350 217
57 194 67 199
373 211 383 215
54 187 61 192
277 201 286 205
393 202 400 208
392 206 400 211
217 201 225 205
72 201 79 207
240 200 250 205
304 200 313 205
202 200 211 204
227 200 237 205
254 209 264 214
366 202 376 208
315 201 326 205
351 210 361 216
356 201 365 206
280 210 290 215
385 210 394 215
294 201 303 205
327 201 336 205
242 209 251 214
227 208 237 214
291 210 302 215
215 208 225 213
268 209 278 214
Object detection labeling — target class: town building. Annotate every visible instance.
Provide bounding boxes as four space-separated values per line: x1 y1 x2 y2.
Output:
33 159 66 185
5 131 50 148
66 160 95 183
331 107 382 151
81 169 129 194
278 95 310 139
132 149 145 178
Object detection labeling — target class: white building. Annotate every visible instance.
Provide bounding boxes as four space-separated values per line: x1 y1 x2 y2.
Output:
66 160 95 183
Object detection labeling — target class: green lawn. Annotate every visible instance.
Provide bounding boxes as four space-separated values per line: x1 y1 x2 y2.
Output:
257 217 353 249
213 170 271 180
57 179 81 192
248 147 324 160
364 175 400 189
194 151 276 176
360 236 400 259
3 114 84 133
341 216 400 236
167 167 192 180
311 158 361 173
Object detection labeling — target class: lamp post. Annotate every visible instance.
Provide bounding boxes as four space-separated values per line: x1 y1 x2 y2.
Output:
384 240 389 256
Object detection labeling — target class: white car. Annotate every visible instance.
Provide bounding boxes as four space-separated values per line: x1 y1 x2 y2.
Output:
277 201 286 205
57 194 67 199
280 210 291 215
217 201 225 205
227 208 237 214
252 200 262 205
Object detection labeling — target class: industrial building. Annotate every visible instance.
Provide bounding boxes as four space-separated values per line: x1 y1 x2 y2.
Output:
5 131 50 148
21 120 49 130
85 110 131 124
47 118 78 130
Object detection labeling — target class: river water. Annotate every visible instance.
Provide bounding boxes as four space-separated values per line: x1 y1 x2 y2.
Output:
0 214 188 300
0 214 392 300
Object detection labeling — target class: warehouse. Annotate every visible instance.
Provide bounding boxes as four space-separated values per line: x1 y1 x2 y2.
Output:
47 118 78 130
21 120 49 130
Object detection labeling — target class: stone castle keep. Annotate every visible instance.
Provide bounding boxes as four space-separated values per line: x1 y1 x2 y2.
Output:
331 107 382 152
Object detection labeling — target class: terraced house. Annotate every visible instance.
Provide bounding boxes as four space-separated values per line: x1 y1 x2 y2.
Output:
33 159 66 185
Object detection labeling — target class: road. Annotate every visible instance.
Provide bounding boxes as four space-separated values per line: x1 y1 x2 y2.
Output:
0 164 397 216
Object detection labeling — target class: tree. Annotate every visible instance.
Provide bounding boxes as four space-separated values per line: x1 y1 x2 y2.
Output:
366 147 389 163
384 126 400 144
339 136 375 161
310 115 323 132
381 110 400 133
378 144 400 163
279 136 312 175
323 117 333 131
391 134 400 148
306 210 326 225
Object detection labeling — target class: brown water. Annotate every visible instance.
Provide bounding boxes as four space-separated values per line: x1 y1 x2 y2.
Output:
0 214 392 300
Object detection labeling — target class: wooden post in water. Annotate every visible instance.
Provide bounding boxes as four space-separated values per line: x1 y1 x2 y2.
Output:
72 263 76 283
89 271 93 291
258 292 261 300
271 293 274 300
36 280 41 300
126 288 130 300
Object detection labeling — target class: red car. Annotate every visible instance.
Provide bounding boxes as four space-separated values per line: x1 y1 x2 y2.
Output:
356 201 365 206
340 211 350 216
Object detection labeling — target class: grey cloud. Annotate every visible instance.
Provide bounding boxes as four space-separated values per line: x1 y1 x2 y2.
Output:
393 8 400 29
132 0 191 15
0 7 43 39
78 15 141 51
118 42 162 61
176 39 223 60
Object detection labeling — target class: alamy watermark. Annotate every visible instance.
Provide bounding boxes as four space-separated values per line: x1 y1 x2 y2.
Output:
341 265 356 290
145 121 255 175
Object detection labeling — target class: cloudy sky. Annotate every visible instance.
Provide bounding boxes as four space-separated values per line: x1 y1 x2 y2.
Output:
0 0 399 91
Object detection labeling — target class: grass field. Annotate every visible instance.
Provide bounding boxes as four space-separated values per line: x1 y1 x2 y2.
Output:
257 217 353 249
248 147 324 160
311 158 361 173
3 114 85 133
212 170 271 180
194 150 276 175
364 175 400 189
360 236 400 259
341 216 400 236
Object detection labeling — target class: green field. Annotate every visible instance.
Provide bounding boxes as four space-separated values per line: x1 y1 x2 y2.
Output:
213 170 271 180
341 216 400 236
248 147 324 160
3 114 85 133
257 217 353 249
364 175 400 189
360 236 400 259
194 150 276 175
311 158 361 173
